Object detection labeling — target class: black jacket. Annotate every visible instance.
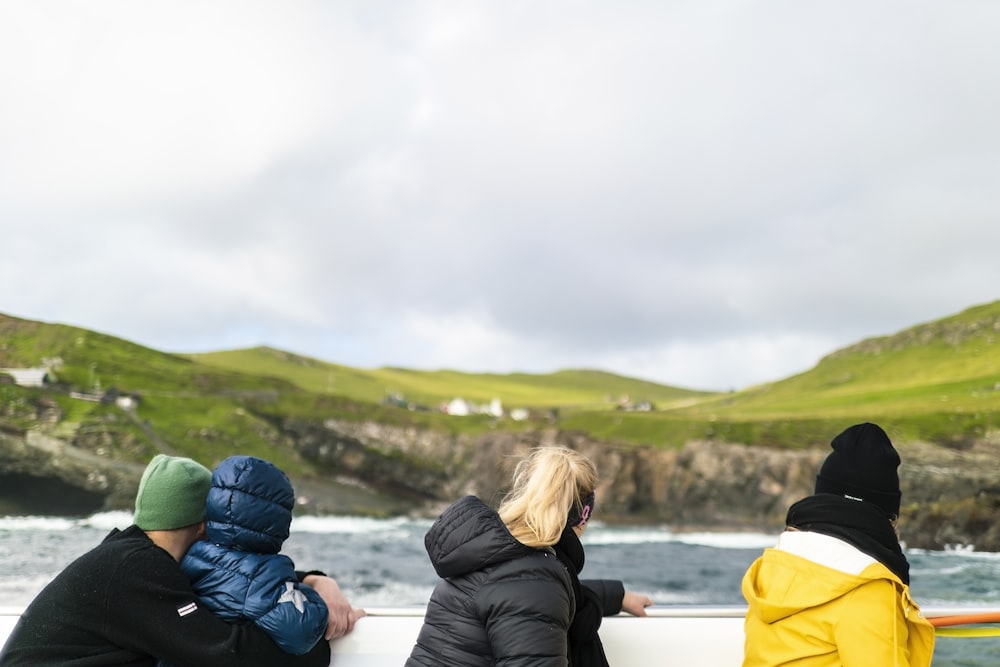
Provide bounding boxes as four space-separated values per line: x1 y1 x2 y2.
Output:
0 525 330 667
554 527 624 667
406 496 575 667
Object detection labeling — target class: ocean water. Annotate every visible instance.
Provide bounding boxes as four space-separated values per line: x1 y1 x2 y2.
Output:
2 512 1000 665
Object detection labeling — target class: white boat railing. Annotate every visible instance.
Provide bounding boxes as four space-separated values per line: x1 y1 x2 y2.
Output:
325 606 751 666
3 605 1000 665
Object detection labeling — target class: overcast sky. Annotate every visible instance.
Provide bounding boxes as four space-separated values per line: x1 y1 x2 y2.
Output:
2 1 999 392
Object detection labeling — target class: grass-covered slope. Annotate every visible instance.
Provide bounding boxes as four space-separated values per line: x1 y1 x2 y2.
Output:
557 300 1000 447
3 299 1000 455
187 346 713 410
0 313 294 395
670 300 1000 443
699 300 1000 416
0 312 315 470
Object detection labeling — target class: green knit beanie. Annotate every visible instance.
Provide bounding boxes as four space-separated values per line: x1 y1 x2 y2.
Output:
133 454 212 530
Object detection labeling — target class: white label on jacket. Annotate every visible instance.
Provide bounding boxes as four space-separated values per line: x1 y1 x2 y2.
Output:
177 602 198 617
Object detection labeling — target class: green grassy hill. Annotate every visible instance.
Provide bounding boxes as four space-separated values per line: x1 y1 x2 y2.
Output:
3 299 1000 459
0 312 317 471
556 300 1000 447
704 300 1000 414
0 313 294 395
186 346 713 410
671 300 1000 441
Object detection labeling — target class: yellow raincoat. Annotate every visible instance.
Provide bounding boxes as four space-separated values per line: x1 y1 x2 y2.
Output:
742 531 934 667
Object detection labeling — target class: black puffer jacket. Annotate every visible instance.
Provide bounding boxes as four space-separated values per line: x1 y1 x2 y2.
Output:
406 495 575 667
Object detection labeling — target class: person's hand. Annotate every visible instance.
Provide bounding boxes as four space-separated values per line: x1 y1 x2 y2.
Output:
302 574 367 639
621 591 653 617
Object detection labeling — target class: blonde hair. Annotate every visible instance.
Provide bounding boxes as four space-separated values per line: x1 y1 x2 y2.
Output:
498 446 598 548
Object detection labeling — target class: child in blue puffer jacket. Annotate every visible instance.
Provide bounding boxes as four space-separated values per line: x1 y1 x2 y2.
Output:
179 455 329 655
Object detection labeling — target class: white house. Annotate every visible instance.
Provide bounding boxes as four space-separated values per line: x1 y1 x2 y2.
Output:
0 368 51 387
486 398 503 417
445 397 471 416
509 408 530 421
116 395 138 411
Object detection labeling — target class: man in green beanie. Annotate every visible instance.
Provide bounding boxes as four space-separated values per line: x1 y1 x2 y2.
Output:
0 454 360 666
134 454 214 530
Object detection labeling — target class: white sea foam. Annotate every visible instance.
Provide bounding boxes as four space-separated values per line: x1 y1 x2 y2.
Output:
4 511 997 560
79 511 134 530
582 529 677 546
582 527 777 550
0 516 78 531
910 547 1000 559
0 511 132 532
291 515 431 535
670 532 779 550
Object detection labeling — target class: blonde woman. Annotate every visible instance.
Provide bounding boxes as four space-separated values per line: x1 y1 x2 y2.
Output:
406 446 647 667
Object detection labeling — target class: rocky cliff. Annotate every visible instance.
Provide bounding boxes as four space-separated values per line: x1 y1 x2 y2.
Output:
3 418 999 551
306 419 1000 551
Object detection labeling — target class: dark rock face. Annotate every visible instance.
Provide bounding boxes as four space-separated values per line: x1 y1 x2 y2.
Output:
0 472 106 516
0 430 143 516
3 419 999 551
306 421 1000 551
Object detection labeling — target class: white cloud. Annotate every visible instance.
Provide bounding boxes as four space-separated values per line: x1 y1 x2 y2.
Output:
2 1 1000 391
0 1 363 206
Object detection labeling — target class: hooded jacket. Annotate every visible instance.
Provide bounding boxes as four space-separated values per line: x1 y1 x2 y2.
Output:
180 456 328 655
405 495 575 667
742 530 934 667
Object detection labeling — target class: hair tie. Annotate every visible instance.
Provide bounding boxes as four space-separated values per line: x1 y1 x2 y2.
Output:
568 491 596 527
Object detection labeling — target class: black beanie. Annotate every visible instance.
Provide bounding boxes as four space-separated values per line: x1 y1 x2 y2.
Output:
815 422 901 517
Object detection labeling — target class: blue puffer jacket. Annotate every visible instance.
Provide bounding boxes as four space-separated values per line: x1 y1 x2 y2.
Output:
181 456 329 655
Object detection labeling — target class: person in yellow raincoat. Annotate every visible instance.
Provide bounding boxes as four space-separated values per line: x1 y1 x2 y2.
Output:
742 422 935 667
